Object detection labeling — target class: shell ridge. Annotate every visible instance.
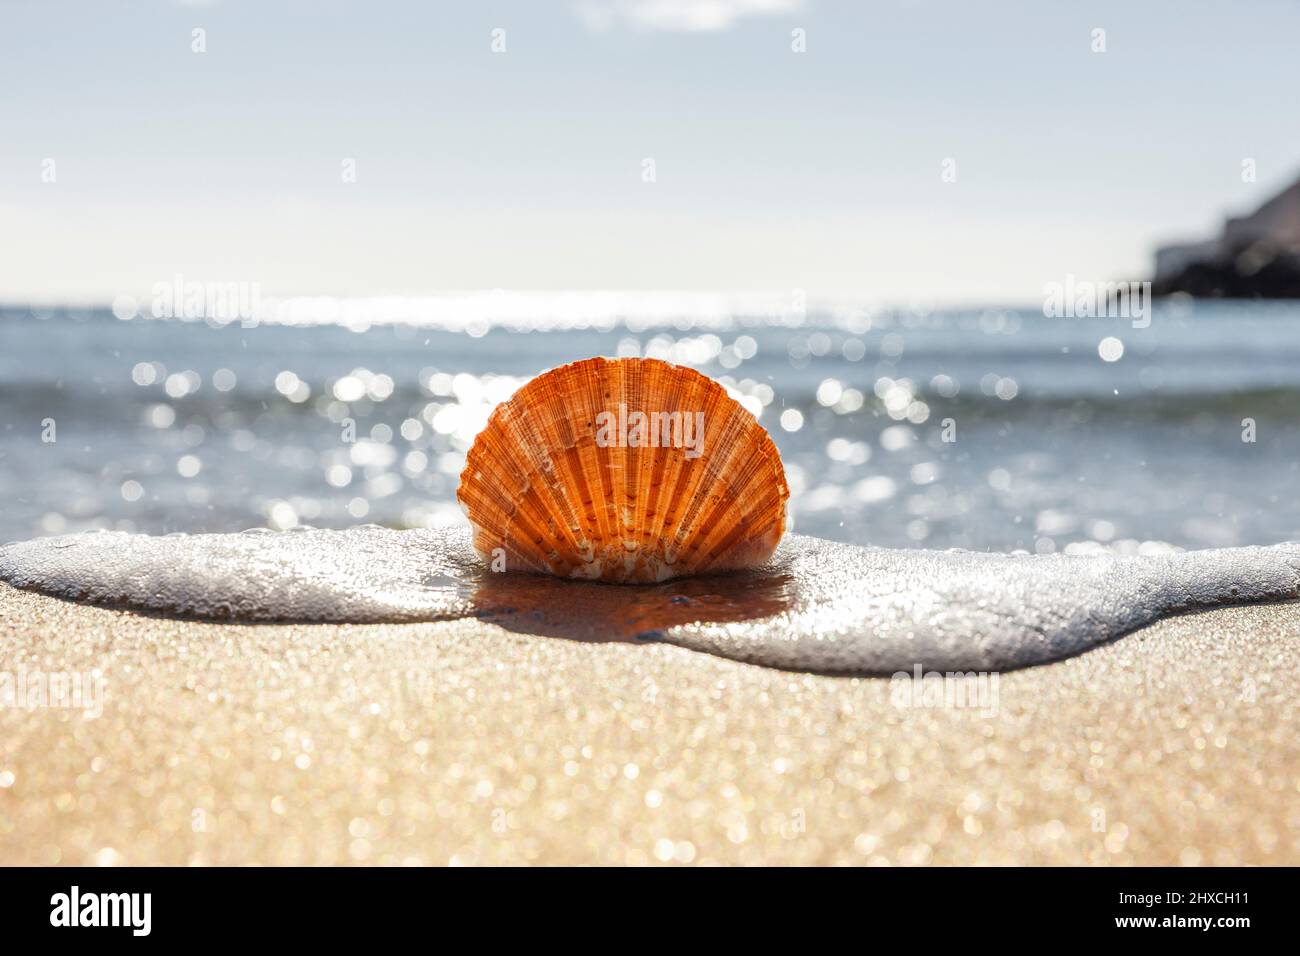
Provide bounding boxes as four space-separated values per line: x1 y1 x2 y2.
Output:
479 397 584 572
664 390 746 553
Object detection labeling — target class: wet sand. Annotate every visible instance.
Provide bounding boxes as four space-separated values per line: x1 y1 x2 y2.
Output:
1 582 1297 865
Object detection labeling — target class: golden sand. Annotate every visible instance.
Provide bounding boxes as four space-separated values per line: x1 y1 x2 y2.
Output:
1 582 1297 865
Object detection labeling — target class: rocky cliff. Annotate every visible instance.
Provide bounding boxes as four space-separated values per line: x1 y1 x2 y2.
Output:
1153 175 1300 297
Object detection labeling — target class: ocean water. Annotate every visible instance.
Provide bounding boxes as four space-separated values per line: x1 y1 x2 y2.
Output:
2 298 1300 553
4 526 1297 673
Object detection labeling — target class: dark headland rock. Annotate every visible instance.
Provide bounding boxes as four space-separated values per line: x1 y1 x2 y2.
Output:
1153 174 1300 298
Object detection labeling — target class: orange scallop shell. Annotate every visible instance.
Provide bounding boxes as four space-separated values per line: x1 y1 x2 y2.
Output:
457 357 789 583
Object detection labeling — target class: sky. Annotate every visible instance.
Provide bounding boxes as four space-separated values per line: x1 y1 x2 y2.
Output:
2 0 1300 306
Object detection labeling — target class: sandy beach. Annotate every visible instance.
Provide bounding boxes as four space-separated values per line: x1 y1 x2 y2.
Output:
2 581 1296 866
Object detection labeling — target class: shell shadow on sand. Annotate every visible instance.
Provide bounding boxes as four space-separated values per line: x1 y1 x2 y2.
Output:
468 565 797 644
2 525 1299 675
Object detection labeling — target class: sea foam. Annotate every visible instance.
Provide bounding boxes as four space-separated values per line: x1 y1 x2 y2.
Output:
2 527 1297 674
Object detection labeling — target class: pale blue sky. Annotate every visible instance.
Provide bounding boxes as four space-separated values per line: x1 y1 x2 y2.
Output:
2 0 1299 305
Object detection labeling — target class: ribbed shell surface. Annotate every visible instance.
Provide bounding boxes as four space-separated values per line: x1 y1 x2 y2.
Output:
457 357 789 582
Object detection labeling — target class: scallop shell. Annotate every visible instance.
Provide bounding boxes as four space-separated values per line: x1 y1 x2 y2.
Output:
457 357 789 583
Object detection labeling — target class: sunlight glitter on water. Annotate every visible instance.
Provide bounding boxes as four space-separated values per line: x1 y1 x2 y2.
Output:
4 300 1300 551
